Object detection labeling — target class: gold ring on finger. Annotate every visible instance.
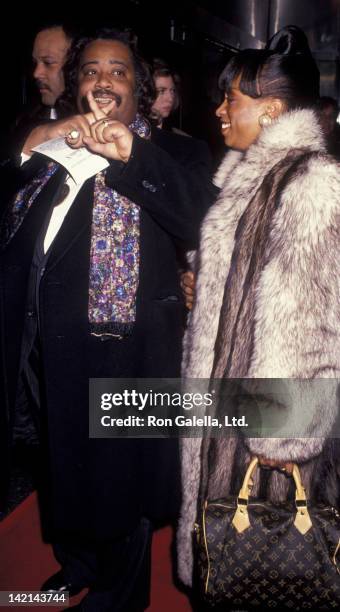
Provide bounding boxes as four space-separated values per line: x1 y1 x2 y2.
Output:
67 129 80 139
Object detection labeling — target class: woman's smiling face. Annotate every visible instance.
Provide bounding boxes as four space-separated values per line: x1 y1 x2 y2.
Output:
216 76 271 151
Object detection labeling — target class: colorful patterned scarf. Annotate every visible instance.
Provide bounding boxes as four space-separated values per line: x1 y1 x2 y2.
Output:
1 114 151 338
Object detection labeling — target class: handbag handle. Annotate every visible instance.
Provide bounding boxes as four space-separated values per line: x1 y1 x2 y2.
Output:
232 456 312 535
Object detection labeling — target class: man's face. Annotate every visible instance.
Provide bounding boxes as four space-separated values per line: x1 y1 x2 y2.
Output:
32 27 70 106
77 39 138 126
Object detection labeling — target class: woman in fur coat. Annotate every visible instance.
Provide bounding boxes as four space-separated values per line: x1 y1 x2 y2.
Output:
178 25 340 591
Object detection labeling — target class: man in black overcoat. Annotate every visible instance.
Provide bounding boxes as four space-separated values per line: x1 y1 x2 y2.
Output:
0 29 214 611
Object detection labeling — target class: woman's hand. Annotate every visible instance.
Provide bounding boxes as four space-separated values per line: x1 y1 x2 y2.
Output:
258 456 294 474
180 270 196 310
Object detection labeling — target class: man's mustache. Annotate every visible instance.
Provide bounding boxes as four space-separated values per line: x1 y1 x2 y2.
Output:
81 89 122 113
35 80 51 91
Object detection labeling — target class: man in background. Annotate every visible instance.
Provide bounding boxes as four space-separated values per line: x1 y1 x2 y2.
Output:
7 23 73 162
32 24 72 117
0 23 74 491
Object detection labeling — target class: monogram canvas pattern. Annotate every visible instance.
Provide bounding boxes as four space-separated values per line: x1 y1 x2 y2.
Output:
196 498 340 610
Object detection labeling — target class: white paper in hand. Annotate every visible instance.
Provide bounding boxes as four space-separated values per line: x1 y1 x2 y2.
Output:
32 137 109 184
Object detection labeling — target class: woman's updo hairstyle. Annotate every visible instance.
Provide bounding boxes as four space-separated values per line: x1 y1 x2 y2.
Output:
219 25 319 110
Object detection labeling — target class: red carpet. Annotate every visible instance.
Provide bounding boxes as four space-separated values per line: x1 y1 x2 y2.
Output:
0 493 192 611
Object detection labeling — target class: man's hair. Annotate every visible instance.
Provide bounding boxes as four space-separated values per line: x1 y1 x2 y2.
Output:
57 28 154 118
34 22 77 44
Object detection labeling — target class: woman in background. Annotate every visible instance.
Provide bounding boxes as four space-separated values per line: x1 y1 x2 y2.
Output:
150 59 180 129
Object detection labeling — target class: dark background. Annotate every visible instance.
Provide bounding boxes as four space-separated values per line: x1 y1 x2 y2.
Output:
1 0 340 162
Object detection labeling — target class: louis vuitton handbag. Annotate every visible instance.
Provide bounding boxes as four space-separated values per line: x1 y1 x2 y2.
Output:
195 457 340 610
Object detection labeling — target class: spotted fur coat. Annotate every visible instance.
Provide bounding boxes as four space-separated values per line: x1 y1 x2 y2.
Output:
178 108 340 586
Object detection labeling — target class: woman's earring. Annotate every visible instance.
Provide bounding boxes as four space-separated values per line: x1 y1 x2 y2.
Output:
258 114 272 127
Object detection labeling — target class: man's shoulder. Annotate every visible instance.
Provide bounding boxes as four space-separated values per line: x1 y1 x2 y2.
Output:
151 127 210 161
